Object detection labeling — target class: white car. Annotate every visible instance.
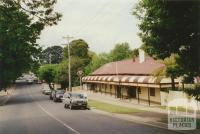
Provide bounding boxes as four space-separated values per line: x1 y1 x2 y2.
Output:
27 79 33 84
62 93 88 110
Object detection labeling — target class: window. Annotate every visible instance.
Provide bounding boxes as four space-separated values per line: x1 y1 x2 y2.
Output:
110 85 112 89
138 88 141 94
105 84 107 89
150 88 155 96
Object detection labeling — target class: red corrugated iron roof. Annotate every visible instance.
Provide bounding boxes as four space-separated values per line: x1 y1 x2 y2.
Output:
91 56 165 76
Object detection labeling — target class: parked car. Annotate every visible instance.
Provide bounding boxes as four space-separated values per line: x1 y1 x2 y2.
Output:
53 90 65 102
37 80 42 84
42 85 50 94
43 88 52 95
26 79 33 84
63 93 88 109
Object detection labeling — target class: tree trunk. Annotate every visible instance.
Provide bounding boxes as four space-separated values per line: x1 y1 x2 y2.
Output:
171 77 175 90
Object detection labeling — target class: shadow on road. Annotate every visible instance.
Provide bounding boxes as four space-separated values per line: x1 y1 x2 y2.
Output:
5 83 47 106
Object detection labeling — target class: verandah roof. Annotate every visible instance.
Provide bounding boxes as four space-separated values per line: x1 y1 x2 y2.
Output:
82 75 179 88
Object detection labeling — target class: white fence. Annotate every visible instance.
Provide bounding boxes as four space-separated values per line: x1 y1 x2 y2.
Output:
160 90 200 110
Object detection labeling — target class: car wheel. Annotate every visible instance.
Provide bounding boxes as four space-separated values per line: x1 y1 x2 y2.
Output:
69 104 73 110
64 104 67 109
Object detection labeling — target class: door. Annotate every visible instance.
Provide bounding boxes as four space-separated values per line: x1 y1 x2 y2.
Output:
116 86 121 98
128 87 136 98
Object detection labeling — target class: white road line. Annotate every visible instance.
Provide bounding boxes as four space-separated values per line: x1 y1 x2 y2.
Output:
28 92 80 134
37 104 80 134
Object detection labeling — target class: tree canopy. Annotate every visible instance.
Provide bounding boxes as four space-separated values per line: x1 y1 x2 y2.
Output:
110 42 132 61
154 54 183 90
85 43 139 75
42 46 63 64
62 39 91 87
63 39 91 65
38 64 57 89
0 0 61 90
134 0 200 82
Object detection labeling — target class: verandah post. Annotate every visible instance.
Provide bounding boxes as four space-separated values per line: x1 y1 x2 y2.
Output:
148 87 150 106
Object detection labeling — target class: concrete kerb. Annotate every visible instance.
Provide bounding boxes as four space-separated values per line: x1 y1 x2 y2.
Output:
75 89 198 134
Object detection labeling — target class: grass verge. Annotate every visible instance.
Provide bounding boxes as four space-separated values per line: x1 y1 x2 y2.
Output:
88 99 145 114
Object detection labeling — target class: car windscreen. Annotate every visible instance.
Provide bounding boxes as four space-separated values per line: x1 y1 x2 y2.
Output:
57 90 65 94
71 93 84 99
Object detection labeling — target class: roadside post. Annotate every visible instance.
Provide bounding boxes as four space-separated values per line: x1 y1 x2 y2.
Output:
77 69 84 90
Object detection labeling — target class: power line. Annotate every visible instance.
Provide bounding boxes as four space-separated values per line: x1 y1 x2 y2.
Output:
76 1 113 36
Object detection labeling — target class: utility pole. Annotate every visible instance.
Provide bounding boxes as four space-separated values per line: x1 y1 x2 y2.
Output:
63 35 73 92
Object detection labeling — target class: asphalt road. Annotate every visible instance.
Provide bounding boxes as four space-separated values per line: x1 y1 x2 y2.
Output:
0 83 181 134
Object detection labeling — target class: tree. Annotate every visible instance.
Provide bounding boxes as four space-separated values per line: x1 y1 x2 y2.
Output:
70 57 85 86
84 43 139 75
0 0 61 90
63 39 91 65
54 61 68 89
63 39 91 86
184 84 200 102
85 53 111 75
42 46 63 64
110 42 132 61
1 0 62 26
134 0 200 82
154 54 182 90
130 48 139 59
38 64 57 89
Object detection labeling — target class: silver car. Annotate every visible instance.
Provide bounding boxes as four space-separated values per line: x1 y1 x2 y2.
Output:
63 93 88 110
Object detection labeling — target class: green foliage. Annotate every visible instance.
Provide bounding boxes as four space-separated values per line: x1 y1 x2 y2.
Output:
0 6 40 90
70 57 85 86
38 64 57 89
62 39 91 86
85 43 139 75
154 54 182 90
133 0 200 82
42 46 63 64
154 54 182 77
184 84 200 101
110 42 132 61
63 39 91 65
54 61 68 89
130 48 139 59
0 0 62 26
85 53 110 75
0 0 61 90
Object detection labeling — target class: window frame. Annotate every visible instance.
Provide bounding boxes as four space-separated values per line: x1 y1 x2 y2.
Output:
150 88 155 97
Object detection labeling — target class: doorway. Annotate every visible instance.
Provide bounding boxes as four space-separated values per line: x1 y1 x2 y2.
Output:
128 87 136 98
116 86 121 98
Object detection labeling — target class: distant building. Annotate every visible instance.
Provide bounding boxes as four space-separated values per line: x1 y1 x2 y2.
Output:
82 50 179 105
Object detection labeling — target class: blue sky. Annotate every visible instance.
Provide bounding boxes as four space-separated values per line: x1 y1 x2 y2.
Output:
37 0 142 53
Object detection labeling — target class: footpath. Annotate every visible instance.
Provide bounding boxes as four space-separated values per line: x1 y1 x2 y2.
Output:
73 89 200 134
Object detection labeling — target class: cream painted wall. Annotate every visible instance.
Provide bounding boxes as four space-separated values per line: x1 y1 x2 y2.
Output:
84 83 161 103
139 87 161 103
